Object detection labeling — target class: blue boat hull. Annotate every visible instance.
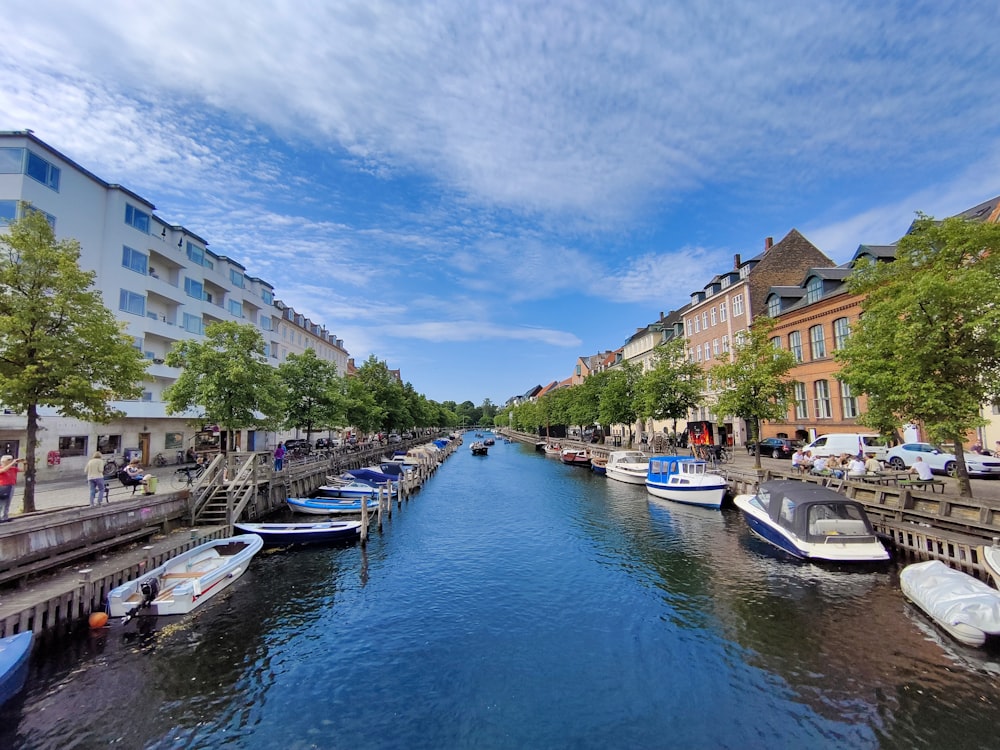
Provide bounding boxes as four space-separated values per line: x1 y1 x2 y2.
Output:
234 521 361 545
741 512 805 558
0 631 32 708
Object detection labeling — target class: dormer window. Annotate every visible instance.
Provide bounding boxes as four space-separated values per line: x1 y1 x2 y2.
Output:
767 295 781 318
805 276 823 304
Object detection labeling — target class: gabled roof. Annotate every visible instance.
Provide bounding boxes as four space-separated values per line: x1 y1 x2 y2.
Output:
851 244 897 263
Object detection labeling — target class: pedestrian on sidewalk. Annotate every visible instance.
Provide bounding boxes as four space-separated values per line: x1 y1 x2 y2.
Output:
274 442 286 471
0 454 26 522
85 451 106 506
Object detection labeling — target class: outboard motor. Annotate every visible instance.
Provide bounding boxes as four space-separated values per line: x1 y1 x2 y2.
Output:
122 577 160 624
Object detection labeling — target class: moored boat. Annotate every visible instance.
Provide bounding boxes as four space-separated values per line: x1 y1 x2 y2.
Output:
287 496 380 515
542 443 562 457
590 456 607 475
733 480 889 562
0 631 32 708
107 534 263 620
315 480 382 499
645 456 727 509
605 450 650 485
234 520 362 545
900 559 1000 647
560 448 591 467
471 441 488 456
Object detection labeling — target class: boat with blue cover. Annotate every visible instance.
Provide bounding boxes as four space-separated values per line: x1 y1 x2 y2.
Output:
315 480 383 499
0 631 32 708
644 456 727 508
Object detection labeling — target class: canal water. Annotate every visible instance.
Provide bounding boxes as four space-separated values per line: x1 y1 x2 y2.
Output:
4 439 1000 749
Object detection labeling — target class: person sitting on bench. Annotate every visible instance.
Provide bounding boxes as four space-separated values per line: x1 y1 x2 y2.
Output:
124 458 154 494
908 456 934 481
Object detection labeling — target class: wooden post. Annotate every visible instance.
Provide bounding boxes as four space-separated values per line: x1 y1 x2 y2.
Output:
360 490 369 544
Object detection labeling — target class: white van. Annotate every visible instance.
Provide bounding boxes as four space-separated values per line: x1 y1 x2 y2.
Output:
802 433 888 460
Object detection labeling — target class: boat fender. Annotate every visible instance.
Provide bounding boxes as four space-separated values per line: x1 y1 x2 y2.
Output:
227 567 242 579
140 577 160 606
192 579 202 597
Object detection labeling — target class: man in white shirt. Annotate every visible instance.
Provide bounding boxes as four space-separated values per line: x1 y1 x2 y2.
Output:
909 456 934 481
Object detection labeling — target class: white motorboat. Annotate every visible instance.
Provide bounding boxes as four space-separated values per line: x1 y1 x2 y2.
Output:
900 559 1000 647
605 450 650 485
645 456 727 509
733 480 889 562
234 520 361 545
107 534 263 620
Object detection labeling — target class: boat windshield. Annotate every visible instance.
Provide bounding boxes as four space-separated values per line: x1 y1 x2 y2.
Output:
805 503 875 542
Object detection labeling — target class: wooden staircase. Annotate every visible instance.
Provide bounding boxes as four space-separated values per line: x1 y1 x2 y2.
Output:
190 452 270 528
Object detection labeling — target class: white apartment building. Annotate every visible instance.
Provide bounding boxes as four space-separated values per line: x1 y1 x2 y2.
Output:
0 131 349 477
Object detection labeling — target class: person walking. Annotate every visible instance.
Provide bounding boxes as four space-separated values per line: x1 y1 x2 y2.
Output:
85 451 107 506
0 454 26 522
274 442 286 471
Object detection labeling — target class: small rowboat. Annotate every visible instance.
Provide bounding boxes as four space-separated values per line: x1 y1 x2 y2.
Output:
234 520 361 545
286 496 380 515
901 559 1000 647
107 534 263 621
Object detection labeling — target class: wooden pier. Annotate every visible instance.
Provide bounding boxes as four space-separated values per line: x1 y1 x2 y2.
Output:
0 435 460 640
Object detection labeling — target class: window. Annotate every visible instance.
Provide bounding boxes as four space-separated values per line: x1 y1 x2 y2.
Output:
694 316 700 333
96 435 121 454
186 242 205 266
794 382 808 420
118 289 146 316
815 380 832 419
770 336 781 349
733 294 744 317
184 277 204 300
263 342 271 358
25 151 60 190
58 435 87 457
230 269 245 288
0 147 24 173
809 325 826 359
713 338 719 357
788 330 803 362
710 307 717 326
721 335 729 354
720 301 727 322
805 276 824 304
261 289 273 305
833 317 850 350
767 295 781 318
183 313 204 335
841 381 858 419
734 330 746 347
260 317 272 331
704 342 711 361
0 200 15 224
121 245 148 274
229 300 243 317
25 204 56 229
686 319 692 335
125 204 150 233
701 311 708 329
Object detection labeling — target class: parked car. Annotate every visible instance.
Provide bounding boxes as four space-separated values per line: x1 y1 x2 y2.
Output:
388 434 402 444
885 442 1000 477
747 437 800 459
315 437 340 450
284 439 312 455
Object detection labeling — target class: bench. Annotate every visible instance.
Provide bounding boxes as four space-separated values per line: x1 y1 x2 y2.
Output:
898 479 945 494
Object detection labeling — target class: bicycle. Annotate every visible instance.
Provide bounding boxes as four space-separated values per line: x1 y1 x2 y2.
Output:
102 454 129 478
170 462 206 490
152 453 168 467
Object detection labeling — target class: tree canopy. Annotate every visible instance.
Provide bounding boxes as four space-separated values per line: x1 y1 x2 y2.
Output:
163 321 282 450
0 209 148 511
836 213 1000 496
635 338 705 439
711 317 797 469
276 348 345 441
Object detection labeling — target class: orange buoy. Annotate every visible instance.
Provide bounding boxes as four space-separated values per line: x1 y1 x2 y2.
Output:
88 611 109 629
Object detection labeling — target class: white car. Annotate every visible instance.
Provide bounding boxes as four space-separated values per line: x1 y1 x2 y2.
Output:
885 442 1000 477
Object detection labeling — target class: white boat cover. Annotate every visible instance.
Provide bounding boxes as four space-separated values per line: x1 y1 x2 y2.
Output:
901 560 1000 636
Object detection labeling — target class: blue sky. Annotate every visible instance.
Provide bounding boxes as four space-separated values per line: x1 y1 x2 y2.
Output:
3 1 999 406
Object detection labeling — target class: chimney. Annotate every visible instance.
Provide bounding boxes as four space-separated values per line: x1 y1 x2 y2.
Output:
765 237 774 251
734 253 741 269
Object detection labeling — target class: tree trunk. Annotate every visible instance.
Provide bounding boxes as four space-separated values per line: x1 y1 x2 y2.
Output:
752 417 762 470
952 434 973 498
22 403 39 514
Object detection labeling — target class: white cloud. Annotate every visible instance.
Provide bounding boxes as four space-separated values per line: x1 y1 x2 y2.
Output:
384 320 580 347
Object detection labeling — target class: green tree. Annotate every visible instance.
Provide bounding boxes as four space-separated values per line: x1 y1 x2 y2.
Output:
635 338 705 445
276 349 345 442
163 321 281 451
0 209 148 512
598 363 641 445
837 213 1000 497
343 375 385 436
711 318 797 469
570 371 605 431
353 355 408 431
